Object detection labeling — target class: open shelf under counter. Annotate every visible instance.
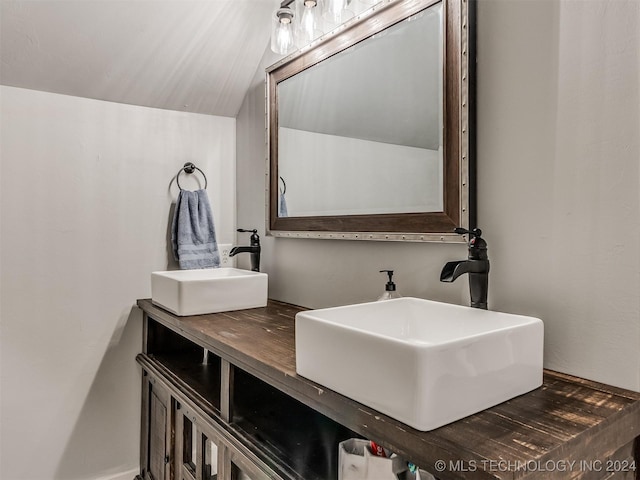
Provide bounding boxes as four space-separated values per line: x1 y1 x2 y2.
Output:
137 298 640 480
231 365 361 480
145 315 223 412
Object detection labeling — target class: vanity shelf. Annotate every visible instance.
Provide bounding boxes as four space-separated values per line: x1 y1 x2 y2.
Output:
231 367 360 480
136 298 640 480
146 319 222 412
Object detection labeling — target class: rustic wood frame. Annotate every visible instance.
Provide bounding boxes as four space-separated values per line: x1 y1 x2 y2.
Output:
266 0 475 242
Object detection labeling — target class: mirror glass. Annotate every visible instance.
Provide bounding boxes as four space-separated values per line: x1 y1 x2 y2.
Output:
277 4 443 217
267 0 473 242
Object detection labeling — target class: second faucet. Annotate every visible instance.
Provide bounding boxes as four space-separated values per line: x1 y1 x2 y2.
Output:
229 228 261 272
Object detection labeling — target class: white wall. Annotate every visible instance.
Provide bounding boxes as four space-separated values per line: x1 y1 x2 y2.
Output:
0 86 236 480
237 0 640 391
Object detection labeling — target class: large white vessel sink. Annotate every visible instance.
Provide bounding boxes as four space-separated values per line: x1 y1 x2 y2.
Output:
151 268 268 316
295 297 543 431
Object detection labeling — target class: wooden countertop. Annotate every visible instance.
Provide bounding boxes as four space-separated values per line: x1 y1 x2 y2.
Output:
137 299 640 480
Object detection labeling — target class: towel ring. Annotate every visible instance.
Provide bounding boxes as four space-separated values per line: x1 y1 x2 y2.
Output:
176 162 207 190
279 176 286 195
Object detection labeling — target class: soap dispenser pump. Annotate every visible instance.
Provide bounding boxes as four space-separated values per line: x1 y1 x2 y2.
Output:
378 270 402 301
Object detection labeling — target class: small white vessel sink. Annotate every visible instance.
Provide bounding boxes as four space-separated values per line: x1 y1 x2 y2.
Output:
295 297 543 431
151 268 268 316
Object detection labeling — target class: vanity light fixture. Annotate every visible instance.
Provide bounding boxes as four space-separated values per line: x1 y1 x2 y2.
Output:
271 6 296 55
297 0 322 48
270 0 356 54
322 0 354 25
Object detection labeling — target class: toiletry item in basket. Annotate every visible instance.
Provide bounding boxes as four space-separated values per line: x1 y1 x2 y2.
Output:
339 439 406 480
369 441 388 457
377 270 402 301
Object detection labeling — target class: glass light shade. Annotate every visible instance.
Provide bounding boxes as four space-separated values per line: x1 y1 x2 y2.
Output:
296 0 323 48
271 7 296 55
322 0 353 25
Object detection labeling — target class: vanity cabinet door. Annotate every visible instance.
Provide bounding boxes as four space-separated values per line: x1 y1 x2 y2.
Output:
175 405 224 480
174 404 279 480
142 375 173 480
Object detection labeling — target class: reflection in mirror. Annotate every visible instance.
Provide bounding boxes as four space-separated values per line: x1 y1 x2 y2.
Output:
267 0 474 241
278 4 443 218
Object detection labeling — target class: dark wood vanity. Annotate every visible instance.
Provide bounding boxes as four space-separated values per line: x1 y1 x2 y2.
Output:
136 299 640 480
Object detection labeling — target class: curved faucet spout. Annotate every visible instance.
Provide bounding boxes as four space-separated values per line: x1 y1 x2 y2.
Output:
229 246 261 272
229 246 255 256
440 260 470 282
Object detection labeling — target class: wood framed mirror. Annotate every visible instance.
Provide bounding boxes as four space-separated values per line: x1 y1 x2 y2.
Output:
267 0 475 242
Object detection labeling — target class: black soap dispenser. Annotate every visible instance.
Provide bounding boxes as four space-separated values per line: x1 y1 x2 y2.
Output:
377 270 402 301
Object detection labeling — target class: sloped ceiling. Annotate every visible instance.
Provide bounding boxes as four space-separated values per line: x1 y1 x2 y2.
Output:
1 0 277 117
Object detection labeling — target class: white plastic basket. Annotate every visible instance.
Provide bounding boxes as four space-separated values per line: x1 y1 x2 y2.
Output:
338 439 437 480
338 439 406 480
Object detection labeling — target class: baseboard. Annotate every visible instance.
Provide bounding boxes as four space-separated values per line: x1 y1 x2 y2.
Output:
91 467 139 480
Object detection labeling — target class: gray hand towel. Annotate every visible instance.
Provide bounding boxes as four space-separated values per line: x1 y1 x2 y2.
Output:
279 192 288 217
171 189 220 269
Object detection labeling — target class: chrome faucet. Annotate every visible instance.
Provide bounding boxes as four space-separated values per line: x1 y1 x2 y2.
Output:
229 228 261 272
440 227 490 309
